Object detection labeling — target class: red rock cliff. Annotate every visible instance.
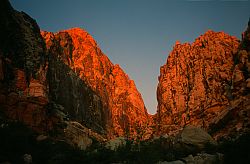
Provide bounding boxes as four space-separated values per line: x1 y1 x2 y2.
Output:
0 0 50 131
156 30 240 134
0 0 150 139
41 28 149 138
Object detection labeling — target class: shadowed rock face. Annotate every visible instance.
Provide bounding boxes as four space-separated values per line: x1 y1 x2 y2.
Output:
0 0 46 81
0 0 49 131
210 19 250 140
156 30 240 134
41 30 107 134
41 29 150 138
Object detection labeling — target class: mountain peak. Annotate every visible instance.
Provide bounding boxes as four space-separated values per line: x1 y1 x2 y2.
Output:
42 27 150 138
156 27 250 138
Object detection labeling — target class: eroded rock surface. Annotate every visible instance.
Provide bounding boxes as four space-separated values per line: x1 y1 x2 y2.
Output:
0 0 150 140
157 30 239 133
156 24 250 138
41 28 150 138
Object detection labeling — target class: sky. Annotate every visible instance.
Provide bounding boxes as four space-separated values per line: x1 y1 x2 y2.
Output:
11 0 250 114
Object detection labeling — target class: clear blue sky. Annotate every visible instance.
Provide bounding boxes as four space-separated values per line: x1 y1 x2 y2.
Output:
11 0 250 114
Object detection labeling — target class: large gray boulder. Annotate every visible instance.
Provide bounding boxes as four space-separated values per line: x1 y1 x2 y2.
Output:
179 125 217 150
64 121 93 150
168 125 218 156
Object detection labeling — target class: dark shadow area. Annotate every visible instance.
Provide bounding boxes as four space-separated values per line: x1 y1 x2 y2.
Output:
218 133 250 164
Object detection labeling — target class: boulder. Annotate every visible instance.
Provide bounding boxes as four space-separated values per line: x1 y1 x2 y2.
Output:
64 121 93 150
182 154 194 163
233 66 244 84
182 153 223 164
178 125 217 150
192 153 223 164
246 78 250 88
36 134 48 141
157 160 184 164
105 137 127 151
157 152 224 164
23 154 32 164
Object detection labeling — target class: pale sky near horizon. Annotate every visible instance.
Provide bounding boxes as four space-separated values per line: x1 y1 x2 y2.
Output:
11 0 250 114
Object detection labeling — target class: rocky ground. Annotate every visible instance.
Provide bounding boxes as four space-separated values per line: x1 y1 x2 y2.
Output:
1 113 249 163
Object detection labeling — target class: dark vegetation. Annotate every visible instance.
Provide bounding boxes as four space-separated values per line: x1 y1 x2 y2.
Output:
0 115 84 164
0 111 200 164
218 133 250 164
0 118 172 164
0 111 239 164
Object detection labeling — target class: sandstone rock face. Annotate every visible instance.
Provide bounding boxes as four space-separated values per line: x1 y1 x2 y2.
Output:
0 0 46 81
157 30 240 133
41 28 149 138
1 0 106 137
0 0 149 139
43 32 107 133
210 20 250 140
3 0 248 146
157 21 250 139
0 0 51 132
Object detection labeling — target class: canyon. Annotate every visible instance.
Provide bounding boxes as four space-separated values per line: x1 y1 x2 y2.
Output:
0 0 250 163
